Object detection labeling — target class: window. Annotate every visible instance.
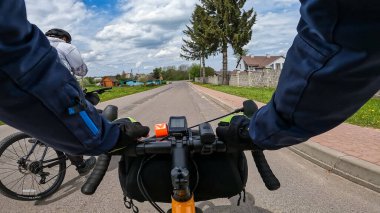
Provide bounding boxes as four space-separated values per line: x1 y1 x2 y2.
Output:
275 63 281 70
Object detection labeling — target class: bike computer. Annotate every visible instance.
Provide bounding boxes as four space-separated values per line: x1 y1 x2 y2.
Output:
168 116 188 137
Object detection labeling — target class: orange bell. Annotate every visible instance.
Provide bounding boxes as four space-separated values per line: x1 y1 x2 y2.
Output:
154 123 169 138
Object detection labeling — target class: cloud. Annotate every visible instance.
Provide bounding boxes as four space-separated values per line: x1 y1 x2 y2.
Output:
25 0 301 75
246 8 300 56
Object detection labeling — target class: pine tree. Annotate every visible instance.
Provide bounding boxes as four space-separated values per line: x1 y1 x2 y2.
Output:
181 5 219 83
201 0 256 84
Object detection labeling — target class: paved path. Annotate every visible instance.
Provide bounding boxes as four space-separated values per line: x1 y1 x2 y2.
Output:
192 84 380 166
0 82 379 212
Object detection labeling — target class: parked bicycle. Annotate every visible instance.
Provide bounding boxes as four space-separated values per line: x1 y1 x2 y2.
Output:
0 87 112 201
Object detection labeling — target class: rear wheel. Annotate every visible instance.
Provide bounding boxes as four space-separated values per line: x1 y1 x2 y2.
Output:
0 132 66 200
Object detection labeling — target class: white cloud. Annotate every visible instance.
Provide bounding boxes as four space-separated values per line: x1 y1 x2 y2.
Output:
135 61 143 68
25 0 300 75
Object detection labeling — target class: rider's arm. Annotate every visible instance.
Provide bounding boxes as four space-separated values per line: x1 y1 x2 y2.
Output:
66 45 88 77
249 0 380 150
0 0 119 155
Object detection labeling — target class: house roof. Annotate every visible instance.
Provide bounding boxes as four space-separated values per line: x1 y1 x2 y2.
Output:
102 76 118 82
239 55 284 68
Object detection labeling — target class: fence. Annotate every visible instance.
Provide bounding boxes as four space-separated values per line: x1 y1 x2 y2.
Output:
195 75 223 85
195 69 281 88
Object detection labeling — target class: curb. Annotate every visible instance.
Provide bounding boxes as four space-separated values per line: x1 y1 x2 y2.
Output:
289 143 380 193
191 83 380 193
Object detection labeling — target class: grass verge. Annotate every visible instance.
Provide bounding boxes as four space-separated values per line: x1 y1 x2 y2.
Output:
0 85 162 126
195 83 380 129
85 85 161 102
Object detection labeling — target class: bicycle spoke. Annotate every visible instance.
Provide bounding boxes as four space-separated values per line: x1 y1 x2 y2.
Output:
17 175 26 192
0 168 18 171
9 173 27 192
23 138 29 158
0 169 20 175
17 141 27 156
31 174 46 195
0 154 19 161
5 175 25 191
10 144 21 158
0 161 19 167
45 151 57 160
32 143 38 161
19 174 27 195
0 170 21 182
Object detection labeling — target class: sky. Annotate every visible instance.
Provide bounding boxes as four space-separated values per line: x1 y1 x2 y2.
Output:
25 0 301 77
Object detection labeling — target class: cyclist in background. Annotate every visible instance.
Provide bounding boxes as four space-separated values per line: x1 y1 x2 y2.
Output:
45 28 95 175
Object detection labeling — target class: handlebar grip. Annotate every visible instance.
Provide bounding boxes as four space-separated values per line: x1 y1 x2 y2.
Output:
81 154 111 195
251 150 280 191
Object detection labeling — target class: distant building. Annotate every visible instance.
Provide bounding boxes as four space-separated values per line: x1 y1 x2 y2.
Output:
236 55 285 72
121 71 132 79
100 76 119 87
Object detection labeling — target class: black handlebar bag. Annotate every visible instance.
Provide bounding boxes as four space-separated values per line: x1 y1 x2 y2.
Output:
118 152 248 203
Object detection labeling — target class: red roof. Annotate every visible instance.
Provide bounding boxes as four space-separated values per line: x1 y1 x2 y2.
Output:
240 55 283 68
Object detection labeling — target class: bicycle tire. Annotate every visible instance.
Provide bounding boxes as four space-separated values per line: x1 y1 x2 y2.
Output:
0 132 66 201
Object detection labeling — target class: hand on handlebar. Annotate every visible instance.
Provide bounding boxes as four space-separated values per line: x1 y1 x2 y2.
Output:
216 115 259 152
108 118 150 155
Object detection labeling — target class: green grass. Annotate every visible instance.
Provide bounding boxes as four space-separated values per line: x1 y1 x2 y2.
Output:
85 85 161 102
0 85 161 126
195 83 380 129
195 83 275 103
346 98 380 129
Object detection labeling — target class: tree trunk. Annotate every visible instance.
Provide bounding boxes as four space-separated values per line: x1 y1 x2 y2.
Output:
222 43 228 85
202 56 206 84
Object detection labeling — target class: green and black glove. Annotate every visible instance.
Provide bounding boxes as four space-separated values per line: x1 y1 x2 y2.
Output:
108 118 150 155
216 115 259 152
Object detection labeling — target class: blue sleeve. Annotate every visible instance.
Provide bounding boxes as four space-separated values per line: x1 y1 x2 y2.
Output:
249 0 380 150
0 0 119 155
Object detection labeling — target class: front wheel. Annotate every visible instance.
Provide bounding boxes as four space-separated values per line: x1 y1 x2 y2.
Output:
0 132 66 201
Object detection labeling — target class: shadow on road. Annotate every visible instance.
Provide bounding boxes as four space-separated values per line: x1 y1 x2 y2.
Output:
197 193 272 213
34 175 86 206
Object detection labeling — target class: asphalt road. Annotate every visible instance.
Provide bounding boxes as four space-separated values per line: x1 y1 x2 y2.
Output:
0 82 379 213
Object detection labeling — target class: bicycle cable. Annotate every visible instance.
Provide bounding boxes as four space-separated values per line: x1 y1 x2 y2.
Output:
137 155 165 213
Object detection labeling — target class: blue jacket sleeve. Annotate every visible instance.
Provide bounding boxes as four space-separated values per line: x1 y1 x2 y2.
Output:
249 0 380 150
0 0 119 155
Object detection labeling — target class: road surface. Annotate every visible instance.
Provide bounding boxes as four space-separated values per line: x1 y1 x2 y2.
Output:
0 82 379 212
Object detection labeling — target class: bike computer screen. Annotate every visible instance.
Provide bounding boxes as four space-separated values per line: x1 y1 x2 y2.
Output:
168 116 188 136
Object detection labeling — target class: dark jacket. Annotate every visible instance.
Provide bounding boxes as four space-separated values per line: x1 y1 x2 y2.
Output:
0 0 379 154
249 0 380 149
0 0 119 155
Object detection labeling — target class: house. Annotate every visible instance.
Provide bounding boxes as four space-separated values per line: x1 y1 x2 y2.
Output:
100 76 119 87
236 55 285 72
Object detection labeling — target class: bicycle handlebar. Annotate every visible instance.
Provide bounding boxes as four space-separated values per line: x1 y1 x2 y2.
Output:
252 150 280 190
81 154 111 195
84 87 112 95
81 138 280 195
81 100 280 197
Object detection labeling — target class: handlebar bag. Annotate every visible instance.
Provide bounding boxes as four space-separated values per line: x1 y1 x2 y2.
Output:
118 152 248 203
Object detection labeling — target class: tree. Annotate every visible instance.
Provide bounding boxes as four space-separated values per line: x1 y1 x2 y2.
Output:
234 48 249 68
188 64 215 80
115 74 122 80
152 67 162 79
181 5 219 83
201 0 256 84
